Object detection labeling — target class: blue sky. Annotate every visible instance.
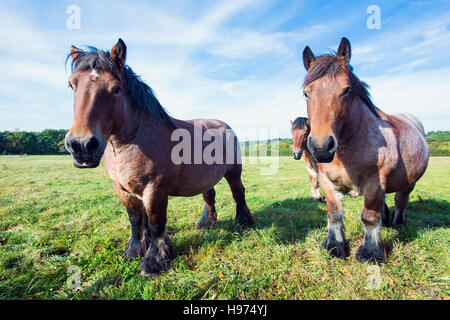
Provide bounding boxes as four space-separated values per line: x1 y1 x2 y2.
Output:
0 0 449 138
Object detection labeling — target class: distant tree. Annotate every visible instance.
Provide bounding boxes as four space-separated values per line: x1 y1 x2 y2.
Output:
37 129 68 154
6 131 38 154
58 138 68 154
426 131 450 143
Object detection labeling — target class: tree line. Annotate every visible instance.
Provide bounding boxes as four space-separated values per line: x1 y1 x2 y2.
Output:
0 130 68 155
0 130 449 156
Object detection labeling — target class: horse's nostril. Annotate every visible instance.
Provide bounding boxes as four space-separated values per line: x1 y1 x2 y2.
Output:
327 136 336 152
85 137 100 154
70 140 82 154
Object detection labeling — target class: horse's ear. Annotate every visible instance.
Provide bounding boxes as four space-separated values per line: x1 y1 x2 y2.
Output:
302 46 316 71
111 38 127 71
337 37 351 66
306 119 310 128
70 45 81 61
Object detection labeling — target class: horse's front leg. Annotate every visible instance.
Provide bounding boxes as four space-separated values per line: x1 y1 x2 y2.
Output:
114 186 148 260
356 184 386 262
319 173 349 258
141 186 175 275
305 163 322 201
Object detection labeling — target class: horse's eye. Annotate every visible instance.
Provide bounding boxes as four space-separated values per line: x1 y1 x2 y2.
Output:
342 86 352 96
68 83 73 90
303 92 308 99
112 87 121 95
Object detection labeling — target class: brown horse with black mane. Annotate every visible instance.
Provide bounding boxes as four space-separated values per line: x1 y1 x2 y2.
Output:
65 39 254 275
301 37 429 262
290 117 322 201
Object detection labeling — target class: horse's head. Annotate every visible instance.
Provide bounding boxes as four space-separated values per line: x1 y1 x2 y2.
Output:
290 118 310 160
301 37 353 163
65 39 127 168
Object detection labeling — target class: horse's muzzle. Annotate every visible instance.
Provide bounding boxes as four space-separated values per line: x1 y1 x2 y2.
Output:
308 134 337 163
65 135 105 168
292 150 302 160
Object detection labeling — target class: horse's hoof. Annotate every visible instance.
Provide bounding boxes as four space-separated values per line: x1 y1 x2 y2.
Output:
356 244 385 263
196 216 217 229
141 256 173 275
322 238 349 259
124 241 146 261
196 221 215 229
392 216 406 227
310 196 324 202
236 214 255 228
140 242 175 275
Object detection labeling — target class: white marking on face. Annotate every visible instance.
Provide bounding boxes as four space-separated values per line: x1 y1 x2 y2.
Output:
90 69 99 81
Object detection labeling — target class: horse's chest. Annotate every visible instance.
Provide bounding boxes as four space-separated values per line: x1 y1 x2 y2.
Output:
321 164 360 193
104 148 149 198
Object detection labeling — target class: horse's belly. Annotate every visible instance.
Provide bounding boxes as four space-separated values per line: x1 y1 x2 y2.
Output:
168 164 228 196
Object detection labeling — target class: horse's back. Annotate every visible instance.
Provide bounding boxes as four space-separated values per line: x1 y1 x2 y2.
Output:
168 118 241 197
185 118 231 130
392 113 425 135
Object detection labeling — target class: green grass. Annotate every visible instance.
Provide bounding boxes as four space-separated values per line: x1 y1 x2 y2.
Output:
0 155 449 300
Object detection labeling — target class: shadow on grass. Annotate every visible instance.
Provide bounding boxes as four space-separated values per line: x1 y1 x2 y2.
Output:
389 198 450 242
173 196 327 256
174 197 449 259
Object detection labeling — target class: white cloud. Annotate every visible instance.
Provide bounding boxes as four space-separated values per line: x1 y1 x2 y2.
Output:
367 67 450 131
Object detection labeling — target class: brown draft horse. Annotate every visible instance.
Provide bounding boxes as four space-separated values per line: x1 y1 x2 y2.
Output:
290 117 322 201
290 117 360 201
65 39 254 275
301 37 429 262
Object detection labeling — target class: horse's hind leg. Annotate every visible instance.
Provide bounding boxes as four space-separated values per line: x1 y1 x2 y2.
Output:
392 184 415 226
114 186 148 260
225 165 255 227
196 188 218 229
381 197 391 227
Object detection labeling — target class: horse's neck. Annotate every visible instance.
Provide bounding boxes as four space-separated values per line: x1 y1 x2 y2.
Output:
109 97 171 147
339 99 380 146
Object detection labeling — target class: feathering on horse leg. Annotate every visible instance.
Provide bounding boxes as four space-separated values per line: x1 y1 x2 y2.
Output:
141 188 174 275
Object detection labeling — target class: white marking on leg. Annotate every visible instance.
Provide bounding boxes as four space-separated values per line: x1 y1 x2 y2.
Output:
196 206 212 228
393 208 406 224
155 229 167 247
328 220 344 242
363 221 382 247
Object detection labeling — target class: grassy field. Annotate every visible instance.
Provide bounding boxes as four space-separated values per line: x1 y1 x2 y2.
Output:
0 155 448 300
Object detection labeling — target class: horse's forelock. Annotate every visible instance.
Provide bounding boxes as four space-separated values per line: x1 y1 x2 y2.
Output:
292 117 309 130
67 48 121 79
